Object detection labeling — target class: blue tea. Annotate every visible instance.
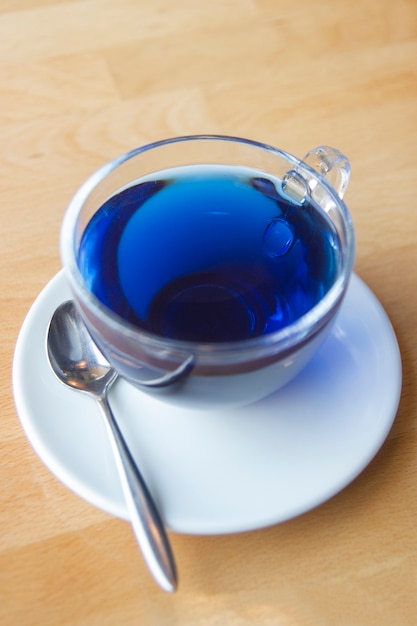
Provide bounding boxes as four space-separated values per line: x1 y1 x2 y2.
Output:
78 166 340 342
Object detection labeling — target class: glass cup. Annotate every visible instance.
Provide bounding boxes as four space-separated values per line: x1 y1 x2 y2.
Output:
61 135 355 409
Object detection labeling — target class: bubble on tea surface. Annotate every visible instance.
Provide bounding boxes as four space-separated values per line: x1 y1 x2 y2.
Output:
263 218 295 257
250 176 281 200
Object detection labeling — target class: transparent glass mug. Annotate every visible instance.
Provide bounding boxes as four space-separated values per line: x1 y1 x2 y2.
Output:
61 136 355 409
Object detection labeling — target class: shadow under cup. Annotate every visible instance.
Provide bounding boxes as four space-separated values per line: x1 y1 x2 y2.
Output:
61 135 355 409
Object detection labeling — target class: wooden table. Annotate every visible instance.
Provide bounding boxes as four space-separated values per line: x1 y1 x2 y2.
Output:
1 1 416 624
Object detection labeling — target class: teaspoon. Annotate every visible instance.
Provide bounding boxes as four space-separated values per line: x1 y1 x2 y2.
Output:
46 300 177 592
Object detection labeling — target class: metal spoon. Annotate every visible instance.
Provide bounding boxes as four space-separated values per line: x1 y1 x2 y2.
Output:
46 300 177 593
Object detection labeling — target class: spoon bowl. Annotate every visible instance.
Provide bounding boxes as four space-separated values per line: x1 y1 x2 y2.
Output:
47 300 117 394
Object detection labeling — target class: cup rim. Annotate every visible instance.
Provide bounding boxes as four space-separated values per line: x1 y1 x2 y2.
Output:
61 134 355 362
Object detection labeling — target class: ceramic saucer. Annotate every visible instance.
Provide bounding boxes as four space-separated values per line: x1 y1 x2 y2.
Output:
13 271 402 535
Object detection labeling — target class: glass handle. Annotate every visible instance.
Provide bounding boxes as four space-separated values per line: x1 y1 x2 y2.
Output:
302 146 351 199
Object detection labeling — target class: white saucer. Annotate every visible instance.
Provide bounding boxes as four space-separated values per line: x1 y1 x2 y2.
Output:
13 271 402 535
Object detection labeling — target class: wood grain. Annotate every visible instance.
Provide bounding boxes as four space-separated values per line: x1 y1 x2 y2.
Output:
1 0 416 624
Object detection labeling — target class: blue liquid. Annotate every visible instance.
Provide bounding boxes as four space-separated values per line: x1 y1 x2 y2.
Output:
78 166 340 342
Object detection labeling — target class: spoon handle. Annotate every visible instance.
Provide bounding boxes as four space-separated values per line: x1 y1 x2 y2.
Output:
96 394 177 593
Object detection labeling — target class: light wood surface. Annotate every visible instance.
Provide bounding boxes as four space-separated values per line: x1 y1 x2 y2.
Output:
1 1 416 624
